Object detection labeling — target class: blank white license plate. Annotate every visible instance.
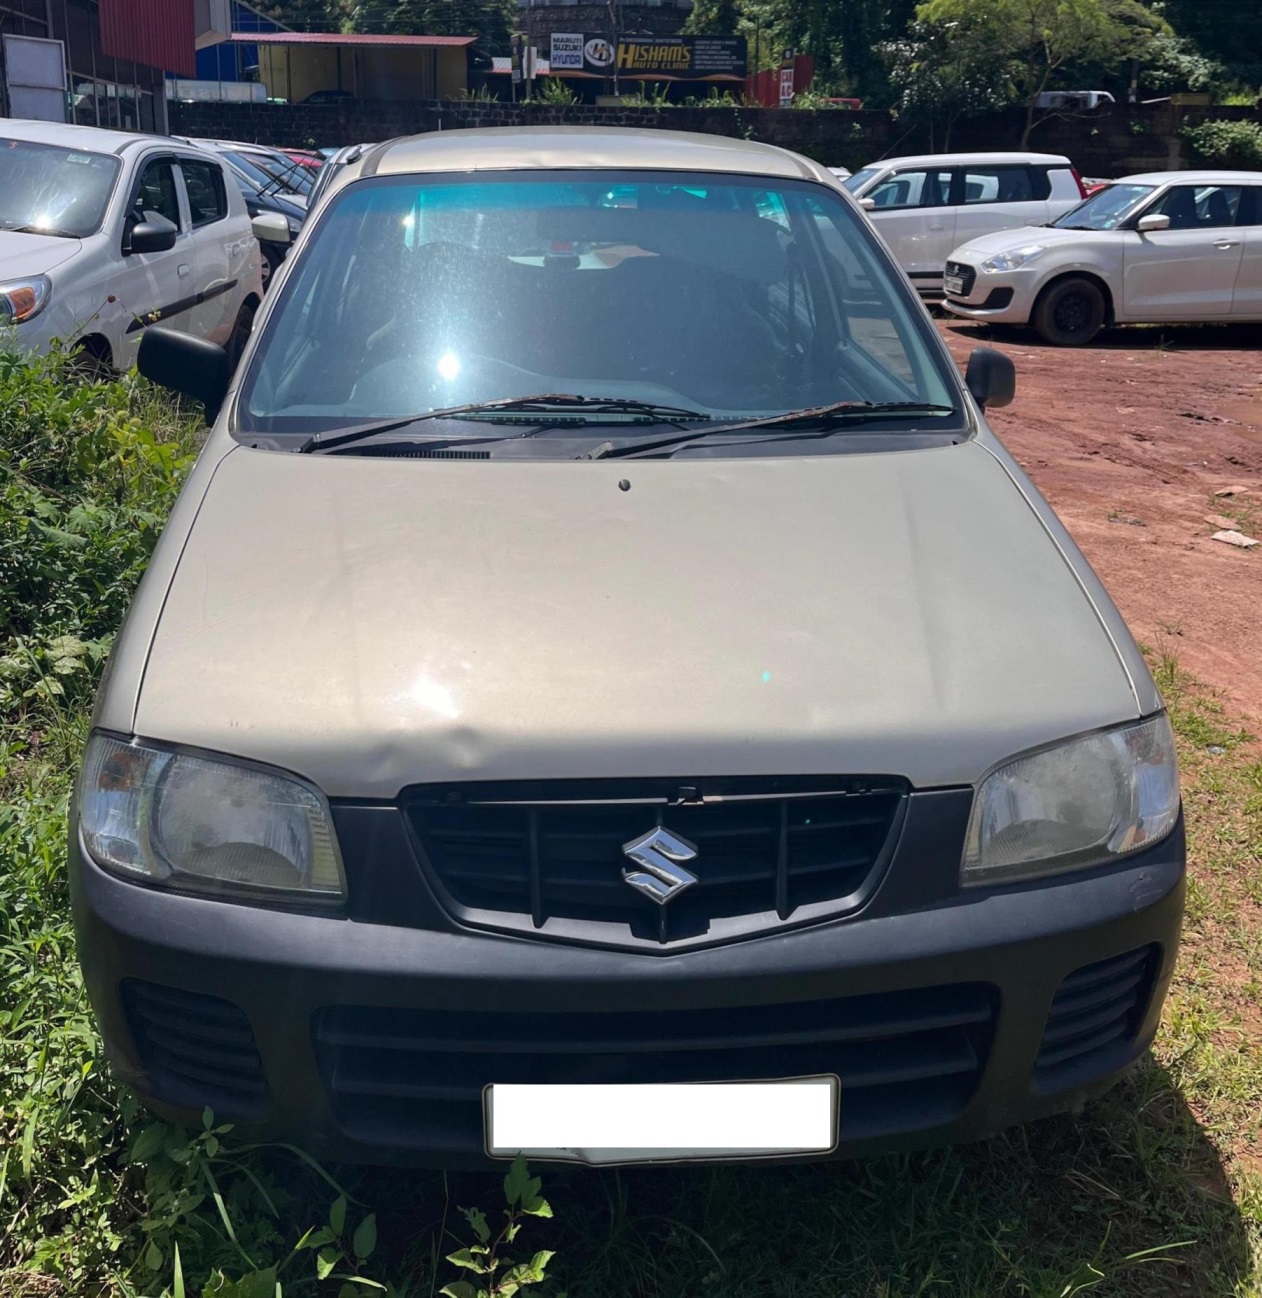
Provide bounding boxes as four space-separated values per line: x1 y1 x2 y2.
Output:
484 1076 839 1166
944 274 965 296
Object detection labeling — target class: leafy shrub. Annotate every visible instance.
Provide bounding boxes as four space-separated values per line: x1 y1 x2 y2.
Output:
1181 117 1262 167
0 339 197 747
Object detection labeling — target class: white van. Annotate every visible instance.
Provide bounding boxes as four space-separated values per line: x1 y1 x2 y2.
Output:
843 152 1088 298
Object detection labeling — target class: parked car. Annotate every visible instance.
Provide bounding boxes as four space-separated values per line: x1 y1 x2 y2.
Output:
74 127 1184 1169
828 166 851 180
942 170 1262 345
844 152 1088 298
301 89 354 106
281 148 325 170
1081 176 1111 196
0 119 272 370
1035 91 1115 110
180 138 307 287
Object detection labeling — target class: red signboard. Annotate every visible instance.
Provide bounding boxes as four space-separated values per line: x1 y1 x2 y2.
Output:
100 0 196 77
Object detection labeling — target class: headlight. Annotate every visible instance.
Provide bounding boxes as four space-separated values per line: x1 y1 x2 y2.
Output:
962 715 1179 887
980 245 1047 273
78 735 346 904
0 276 52 325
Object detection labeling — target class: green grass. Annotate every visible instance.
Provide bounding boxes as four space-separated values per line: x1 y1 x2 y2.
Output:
1 351 1260 1296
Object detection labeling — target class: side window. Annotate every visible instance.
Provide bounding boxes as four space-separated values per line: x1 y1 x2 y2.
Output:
181 160 228 227
1241 187 1262 226
130 159 181 229
1150 185 1242 230
962 167 1036 205
867 170 952 210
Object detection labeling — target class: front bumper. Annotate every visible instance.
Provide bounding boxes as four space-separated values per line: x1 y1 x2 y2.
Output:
70 801 1185 1168
942 261 1038 324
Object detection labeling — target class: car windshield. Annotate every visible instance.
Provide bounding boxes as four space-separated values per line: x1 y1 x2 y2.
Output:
0 137 120 237
843 167 881 193
237 170 958 440
1052 183 1155 230
225 149 309 196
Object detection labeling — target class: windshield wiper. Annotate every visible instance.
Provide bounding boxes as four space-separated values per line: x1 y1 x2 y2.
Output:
584 401 958 460
1 222 79 238
297 394 709 453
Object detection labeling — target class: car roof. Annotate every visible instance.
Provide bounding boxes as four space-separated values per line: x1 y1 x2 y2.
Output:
364 126 827 181
858 151 1072 170
0 117 173 156
1118 169 1262 185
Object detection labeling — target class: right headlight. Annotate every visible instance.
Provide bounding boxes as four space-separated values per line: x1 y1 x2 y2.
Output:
0 275 52 325
962 715 1179 887
980 244 1048 273
77 735 346 905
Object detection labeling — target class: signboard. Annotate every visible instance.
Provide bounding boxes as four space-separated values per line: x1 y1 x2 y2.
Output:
550 32 584 71
2 35 67 122
571 35 746 79
779 48 794 106
510 34 523 84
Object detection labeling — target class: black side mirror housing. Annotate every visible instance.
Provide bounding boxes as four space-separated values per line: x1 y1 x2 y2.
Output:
126 212 179 255
138 327 230 423
964 346 1016 410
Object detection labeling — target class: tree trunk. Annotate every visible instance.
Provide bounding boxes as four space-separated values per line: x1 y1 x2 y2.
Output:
1021 97 1036 148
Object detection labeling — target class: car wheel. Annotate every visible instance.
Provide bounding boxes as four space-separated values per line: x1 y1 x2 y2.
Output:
261 245 282 291
1033 277 1106 346
68 337 113 382
227 302 256 372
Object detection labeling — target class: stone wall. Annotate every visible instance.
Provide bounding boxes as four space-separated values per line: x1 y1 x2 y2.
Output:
170 99 1260 176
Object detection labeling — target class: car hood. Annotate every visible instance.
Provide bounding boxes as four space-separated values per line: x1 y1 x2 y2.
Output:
0 230 82 276
133 441 1140 796
952 224 1107 262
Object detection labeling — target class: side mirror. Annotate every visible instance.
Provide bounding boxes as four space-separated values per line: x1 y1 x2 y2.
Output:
859 197 877 211
965 346 1016 410
126 212 179 255
1137 212 1171 233
252 211 291 244
138 327 230 423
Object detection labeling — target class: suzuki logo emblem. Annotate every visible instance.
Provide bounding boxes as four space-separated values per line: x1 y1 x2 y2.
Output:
621 826 699 905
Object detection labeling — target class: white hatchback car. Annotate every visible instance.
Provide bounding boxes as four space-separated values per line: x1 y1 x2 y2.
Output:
843 152 1087 298
942 170 1262 345
0 120 275 370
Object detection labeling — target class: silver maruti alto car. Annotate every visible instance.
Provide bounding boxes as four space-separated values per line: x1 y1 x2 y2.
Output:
71 127 1184 1168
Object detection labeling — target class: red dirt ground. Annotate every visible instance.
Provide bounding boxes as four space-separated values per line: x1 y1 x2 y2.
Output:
938 318 1262 725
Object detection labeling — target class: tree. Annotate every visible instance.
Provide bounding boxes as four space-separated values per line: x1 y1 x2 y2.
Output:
255 0 350 31
916 0 1167 145
348 0 514 51
880 19 1014 148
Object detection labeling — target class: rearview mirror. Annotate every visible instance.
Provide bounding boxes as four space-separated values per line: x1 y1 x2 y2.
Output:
252 211 291 244
126 212 179 255
138 327 230 423
859 197 876 211
1137 212 1171 233
965 346 1016 410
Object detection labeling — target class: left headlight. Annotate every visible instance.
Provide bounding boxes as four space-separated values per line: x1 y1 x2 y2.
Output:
0 276 52 325
980 244 1047 274
962 715 1179 887
78 735 346 905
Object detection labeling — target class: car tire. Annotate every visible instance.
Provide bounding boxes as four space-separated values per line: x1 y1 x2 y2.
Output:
1033 277 1107 347
227 302 256 372
261 244 282 291
68 336 113 382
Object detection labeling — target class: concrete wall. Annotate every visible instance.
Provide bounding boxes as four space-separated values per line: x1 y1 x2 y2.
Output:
169 99 1261 175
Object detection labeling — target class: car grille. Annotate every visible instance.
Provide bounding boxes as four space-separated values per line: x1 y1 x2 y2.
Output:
945 261 977 297
404 776 908 948
313 982 996 1150
122 980 267 1118
1033 946 1158 1090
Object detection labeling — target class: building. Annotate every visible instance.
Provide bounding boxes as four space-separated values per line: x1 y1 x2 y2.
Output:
0 0 174 131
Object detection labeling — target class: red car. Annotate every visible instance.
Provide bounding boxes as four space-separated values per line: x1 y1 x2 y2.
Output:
280 148 324 171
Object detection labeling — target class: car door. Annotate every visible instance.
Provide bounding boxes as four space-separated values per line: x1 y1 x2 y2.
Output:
951 165 1052 250
862 168 956 295
1123 183 1244 319
179 154 248 344
1230 185 1262 316
105 152 193 368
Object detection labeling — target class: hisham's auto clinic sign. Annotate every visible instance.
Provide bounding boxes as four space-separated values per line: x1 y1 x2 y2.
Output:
550 33 746 80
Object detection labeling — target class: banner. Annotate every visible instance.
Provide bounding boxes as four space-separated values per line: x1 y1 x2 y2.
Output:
560 35 746 80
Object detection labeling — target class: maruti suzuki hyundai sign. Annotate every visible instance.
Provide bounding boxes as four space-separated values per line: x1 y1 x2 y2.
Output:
566 35 746 79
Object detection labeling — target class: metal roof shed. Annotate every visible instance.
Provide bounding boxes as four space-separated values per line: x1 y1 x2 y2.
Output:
235 32 476 103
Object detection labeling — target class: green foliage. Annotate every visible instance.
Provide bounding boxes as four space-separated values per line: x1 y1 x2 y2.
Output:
915 0 1168 143
347 0 514 53
1142 31 1225 95
1181 117 1262 167
439 1158 560 1298
533 78 578 105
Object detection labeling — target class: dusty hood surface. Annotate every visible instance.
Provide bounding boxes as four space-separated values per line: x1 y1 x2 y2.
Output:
952 225 1110 261
0 229 81 278
133 441 1140 796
